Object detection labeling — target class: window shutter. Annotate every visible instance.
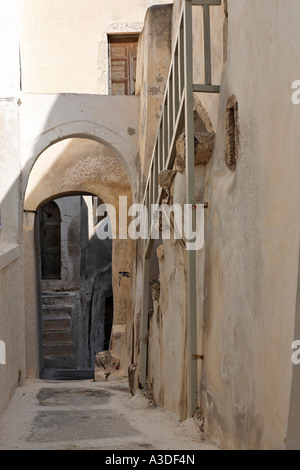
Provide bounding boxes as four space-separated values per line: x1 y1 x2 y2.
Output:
109 36 138 96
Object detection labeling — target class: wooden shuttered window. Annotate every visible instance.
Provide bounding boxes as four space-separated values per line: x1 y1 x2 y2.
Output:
109 35 138 96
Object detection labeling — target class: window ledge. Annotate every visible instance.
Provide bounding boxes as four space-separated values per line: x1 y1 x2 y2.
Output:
0 243 20 271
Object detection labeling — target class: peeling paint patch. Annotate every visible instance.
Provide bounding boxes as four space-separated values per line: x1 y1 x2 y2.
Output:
127 127 136 136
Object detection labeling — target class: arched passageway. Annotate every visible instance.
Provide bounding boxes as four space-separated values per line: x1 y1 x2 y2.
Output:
23 137 135 380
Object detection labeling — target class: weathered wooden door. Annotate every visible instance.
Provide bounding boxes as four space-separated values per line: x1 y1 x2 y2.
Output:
109 36 138 96
39 201 61 279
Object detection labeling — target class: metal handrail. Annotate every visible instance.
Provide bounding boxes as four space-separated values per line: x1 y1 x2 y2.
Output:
140 0 222 417
142 0 221 255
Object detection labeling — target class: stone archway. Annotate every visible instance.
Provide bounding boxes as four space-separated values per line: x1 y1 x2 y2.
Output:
20 93 140 199
23 137 135 380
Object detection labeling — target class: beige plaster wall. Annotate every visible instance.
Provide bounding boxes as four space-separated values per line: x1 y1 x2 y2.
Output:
135 3 173 180
135 0 300 450
0 23 25 414
130 3 173 390
20 0 172 95
0 0 24 412
200 0 300 449
0 0 20 96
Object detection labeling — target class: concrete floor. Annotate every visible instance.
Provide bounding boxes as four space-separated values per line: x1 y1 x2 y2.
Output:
0 377 219 450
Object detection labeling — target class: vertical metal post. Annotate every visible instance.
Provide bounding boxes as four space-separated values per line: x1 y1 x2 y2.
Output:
154 146 159 203
179 20 185 99
173 51 179 122
163 104 168 167
203 4 212 85
158 127 163 174
147 184 151 235
168 79 174 145
184 0 198 417
139 256 151 387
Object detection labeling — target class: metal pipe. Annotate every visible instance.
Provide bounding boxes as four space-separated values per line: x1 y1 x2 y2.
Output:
184 0 198 417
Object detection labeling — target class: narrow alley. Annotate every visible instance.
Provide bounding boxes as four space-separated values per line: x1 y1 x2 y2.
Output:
0 377 218 451
2 0 300 451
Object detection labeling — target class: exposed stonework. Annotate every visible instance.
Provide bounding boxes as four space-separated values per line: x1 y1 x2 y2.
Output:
175 131 215 172
158 170 176 191
95 350 120 370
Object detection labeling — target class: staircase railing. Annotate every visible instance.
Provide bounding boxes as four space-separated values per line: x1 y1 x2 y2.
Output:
139 0 222 417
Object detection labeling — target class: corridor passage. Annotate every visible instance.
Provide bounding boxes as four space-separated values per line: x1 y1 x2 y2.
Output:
0 378 218 450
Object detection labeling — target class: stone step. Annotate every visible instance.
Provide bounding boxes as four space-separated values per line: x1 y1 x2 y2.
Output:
42 317 71 332
41 292 77 307
43 355 75 369
43 330 72 344
42 306 73 318
43 343 74 356
41 291 76 370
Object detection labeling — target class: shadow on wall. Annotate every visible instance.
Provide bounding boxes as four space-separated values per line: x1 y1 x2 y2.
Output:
37 194 114 370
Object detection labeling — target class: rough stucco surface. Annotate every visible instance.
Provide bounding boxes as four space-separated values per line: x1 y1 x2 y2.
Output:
135 0 300 450
147 239 189 421
198 0 300 450
24 139 132 210
135 4 172 179
132 2 173 393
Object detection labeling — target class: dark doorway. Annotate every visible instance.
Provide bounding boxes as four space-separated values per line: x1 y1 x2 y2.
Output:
39 201 61 279
104 296 114 350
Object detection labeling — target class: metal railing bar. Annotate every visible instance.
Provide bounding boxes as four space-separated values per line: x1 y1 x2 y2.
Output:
203 4 212 85
179 23 185 98
193 84 220 92
158 126 163 174
192 0 221 5
162 104 168 168
164 91 185 171
168 76 174 146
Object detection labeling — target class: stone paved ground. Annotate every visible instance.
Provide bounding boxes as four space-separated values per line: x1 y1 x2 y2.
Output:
0 378 219 450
